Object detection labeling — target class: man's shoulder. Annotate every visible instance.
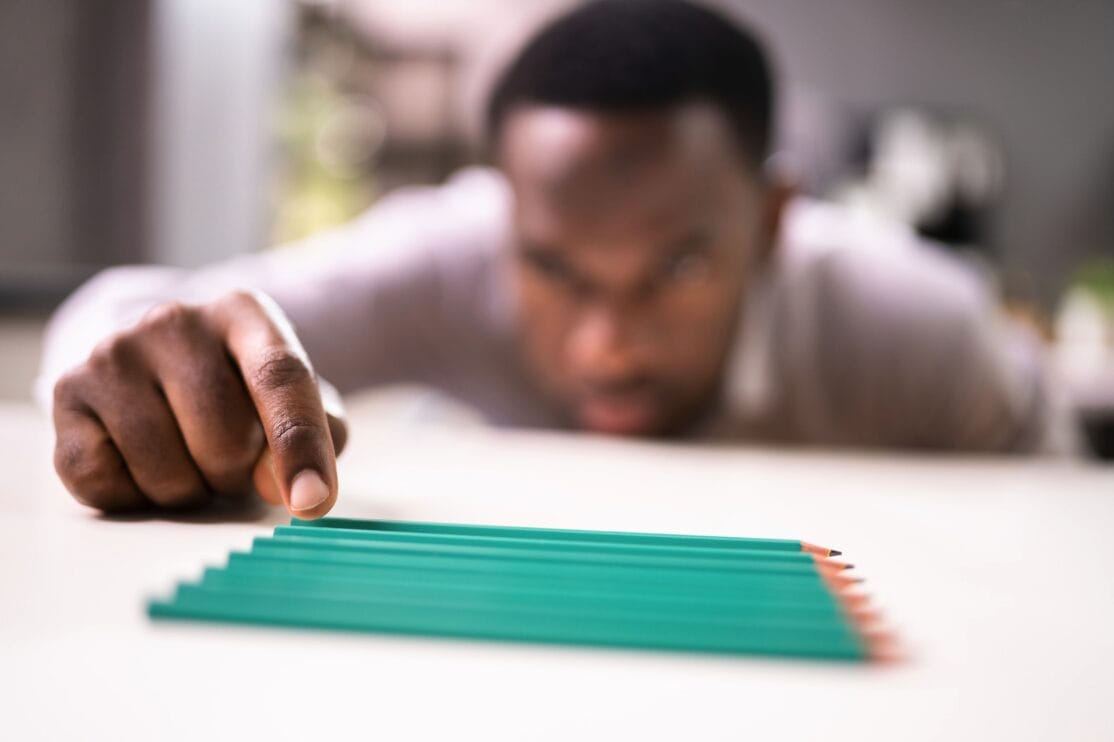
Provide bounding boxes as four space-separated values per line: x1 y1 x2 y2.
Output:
774 197 989 339
763 199 1007 442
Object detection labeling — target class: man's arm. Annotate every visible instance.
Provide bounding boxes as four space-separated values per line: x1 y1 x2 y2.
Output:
37 168 510 407
38 167 510 513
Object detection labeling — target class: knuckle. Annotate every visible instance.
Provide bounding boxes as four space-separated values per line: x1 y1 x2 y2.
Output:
140 300 201 337
54 433 96 484
53 437 118 507
216 289 263 315
249 347 311 394
53 368 86 408
88 332 137 373
270 416 326 456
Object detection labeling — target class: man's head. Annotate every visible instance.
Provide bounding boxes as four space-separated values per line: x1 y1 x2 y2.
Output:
488 0 787 436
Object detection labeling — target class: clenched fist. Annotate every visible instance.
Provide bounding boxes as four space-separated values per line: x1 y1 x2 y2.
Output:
51 290 347 518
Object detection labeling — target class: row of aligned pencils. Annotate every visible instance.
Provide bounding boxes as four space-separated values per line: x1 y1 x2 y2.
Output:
149 517 895 662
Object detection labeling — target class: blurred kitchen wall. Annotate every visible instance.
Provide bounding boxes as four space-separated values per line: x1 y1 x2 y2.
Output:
708 0 1114 314
0 0 289 306
150 0 290 269
0 0 1111 314
0 0 150 307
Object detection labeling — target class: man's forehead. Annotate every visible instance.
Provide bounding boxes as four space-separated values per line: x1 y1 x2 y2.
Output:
501 103 744 241
500 102 738 187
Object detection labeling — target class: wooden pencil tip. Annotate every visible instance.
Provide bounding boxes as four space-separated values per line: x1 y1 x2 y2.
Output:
801 541 840 557
823 573 865 591
850 607 883 626
813 556 855 569
863 630 903 664
837 591 871 608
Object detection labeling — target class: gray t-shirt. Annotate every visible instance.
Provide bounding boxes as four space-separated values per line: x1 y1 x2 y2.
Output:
38 167 1048 451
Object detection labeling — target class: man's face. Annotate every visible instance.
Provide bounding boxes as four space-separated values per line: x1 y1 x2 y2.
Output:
500 103 779 436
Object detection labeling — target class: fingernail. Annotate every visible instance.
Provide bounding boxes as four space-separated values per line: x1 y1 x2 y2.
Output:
289 469 330 512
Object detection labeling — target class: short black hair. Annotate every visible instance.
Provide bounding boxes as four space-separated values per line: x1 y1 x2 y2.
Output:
487 0 775 166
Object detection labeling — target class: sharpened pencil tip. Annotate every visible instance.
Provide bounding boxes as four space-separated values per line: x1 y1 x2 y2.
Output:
829 549 842 557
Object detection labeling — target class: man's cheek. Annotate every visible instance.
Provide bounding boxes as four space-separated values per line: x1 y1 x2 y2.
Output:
521 316 574 394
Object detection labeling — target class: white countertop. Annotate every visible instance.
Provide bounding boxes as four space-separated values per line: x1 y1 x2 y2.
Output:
2 395 1112 741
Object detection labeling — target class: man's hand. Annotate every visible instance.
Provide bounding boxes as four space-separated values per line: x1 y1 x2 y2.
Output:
51 290 347 518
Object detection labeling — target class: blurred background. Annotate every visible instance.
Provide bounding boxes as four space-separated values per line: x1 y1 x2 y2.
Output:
1 0 1112 452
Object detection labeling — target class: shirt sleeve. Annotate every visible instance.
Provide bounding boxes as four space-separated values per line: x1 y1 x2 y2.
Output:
35 167 513 412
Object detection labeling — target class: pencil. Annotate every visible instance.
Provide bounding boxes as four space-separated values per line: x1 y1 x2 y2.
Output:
211 560 852 615
182 578 861 635
295 518 842 557
227 551 850 601
265 532 852 575
148 517 885 661
274 525 848 566
250 538 849 587
150 584 868 660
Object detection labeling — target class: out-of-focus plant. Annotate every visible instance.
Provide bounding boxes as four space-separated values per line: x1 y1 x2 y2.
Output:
272 74 383 244
1072 259 1114 307
270 7 384 245
1060 258 1114 459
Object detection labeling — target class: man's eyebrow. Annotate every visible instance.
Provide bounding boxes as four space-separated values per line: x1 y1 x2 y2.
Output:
516 237 563 253
658 227 714 254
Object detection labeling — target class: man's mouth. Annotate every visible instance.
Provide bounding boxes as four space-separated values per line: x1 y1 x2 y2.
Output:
577 395 660 436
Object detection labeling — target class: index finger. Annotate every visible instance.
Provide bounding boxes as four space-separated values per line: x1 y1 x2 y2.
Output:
205 291 338 518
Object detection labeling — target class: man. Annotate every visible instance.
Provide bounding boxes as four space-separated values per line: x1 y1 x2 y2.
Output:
39 0 1047 520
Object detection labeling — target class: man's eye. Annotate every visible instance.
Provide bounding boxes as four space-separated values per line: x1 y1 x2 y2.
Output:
525 251 573 283
663 250 711 282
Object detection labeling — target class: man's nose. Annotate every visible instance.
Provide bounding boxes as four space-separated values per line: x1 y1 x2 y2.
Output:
567 305 652 379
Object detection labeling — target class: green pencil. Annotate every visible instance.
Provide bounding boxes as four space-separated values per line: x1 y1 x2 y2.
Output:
274 525 836 566
148 517 880 661
201 566 851 621
215 558 848 611
295 517 842 557
183 577 854 633
246 540 858 592
263 533 844 576
226 551 848 601
150 584 866 660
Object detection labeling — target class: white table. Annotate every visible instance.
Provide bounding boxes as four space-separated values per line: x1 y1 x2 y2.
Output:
2 394 1112 741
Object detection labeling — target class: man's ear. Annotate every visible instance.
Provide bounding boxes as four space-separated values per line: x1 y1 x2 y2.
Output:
752 175 794 267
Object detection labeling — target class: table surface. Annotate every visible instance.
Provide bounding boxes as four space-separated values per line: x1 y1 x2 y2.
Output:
2 394 1112 741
